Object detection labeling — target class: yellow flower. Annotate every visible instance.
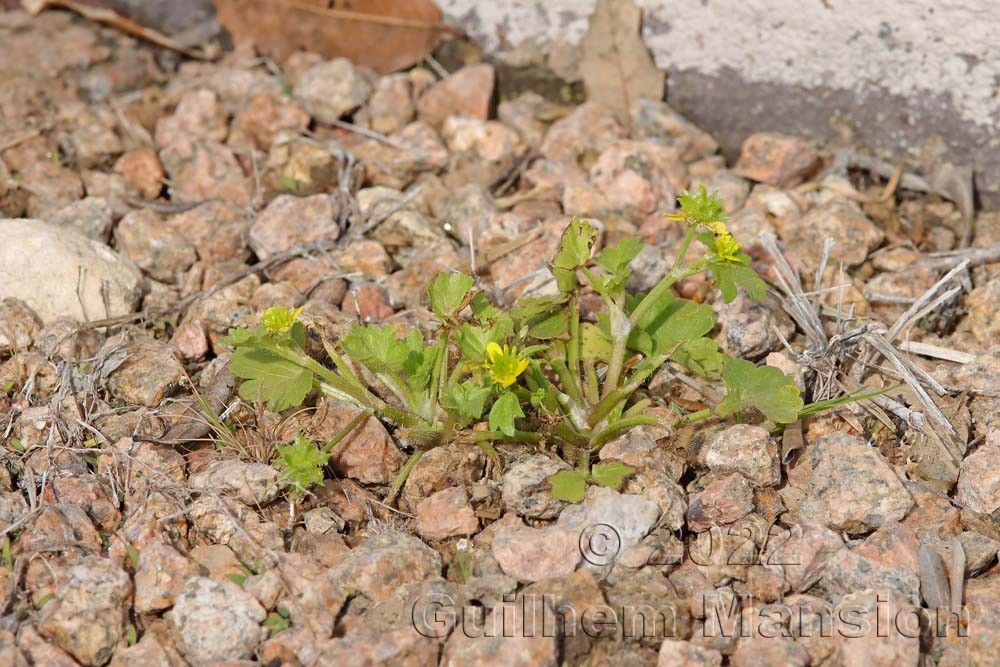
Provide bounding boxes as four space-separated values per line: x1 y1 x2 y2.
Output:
714 233 743 262
482 342 529 388
703 220 729 236
261 305 303 333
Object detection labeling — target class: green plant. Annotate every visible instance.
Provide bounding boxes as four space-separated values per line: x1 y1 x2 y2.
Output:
449 540 474 584
264 607 291 637
222 187 821 501
274 412 370 496
221 272 544 497
549 461 637 502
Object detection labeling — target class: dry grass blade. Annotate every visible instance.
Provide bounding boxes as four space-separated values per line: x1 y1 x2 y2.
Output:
898 341 975 365
758 232 827 351
918 543 950 609
885 260 970 343
863 331 955 437
918 241 1000 272
213 0 456 73
949 537 966 615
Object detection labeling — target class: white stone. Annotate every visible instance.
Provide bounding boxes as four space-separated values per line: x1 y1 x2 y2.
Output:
0 219 142 323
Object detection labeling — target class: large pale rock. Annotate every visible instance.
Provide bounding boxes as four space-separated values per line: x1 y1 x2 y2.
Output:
36 556 132 666
0 219 142 323
168 576 267 663
793 432 913 534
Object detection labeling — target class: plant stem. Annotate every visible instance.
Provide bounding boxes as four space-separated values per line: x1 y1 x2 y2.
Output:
315 382 421 429
567 294 582 392
577 445 592 473
551 357 585 408
471 430 543 443
590 415 659 449
377 369 422 417
428 327 450 418
670 407 714 428
628 226 703 329
623 398 652 417
321 409 372 454
272 345 379 412
387 448 426 501
585 361 600 405
671 224 699 274
588 377 643 428
601 303 630 399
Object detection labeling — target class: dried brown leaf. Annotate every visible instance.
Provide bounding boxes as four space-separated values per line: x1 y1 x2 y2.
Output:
918 543 950 610
579 0 664 130
780 420 805 464
213 0 454 73
22 0 208 57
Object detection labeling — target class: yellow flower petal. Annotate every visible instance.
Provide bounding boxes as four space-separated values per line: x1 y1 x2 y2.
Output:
481 341 529 388
704 221 729 235
715 233 742 262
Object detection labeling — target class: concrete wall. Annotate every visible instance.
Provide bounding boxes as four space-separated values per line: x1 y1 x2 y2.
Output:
440 0 1000 208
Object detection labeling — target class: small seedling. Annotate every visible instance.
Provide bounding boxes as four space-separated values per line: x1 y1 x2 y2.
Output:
449 539 474 584
264 607 291 637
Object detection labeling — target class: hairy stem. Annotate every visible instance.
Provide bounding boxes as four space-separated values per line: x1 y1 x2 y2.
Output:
386 448 426 501
471 430 543 443
428 327 450 420
590 415 659 449
670 407 714 428
628 225 703 329
567 294 583 396
322 409 372 454
577 445 592 473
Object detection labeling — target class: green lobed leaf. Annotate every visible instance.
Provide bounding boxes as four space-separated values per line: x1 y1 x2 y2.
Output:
552 217 598 291
469 292 496 319
716 358 804 424
672 337 726 379
488 391 524 438
341 324 412 374
263 611 291 637
580 322 613 364
590 461 636 490
509 294 569 322
457 324 514 363
219 326 256 347
527 309 569 339
553 217 598 269
290 321 307 349
428 272 474 319
708 258 768 303
229 348 313 412
510 295 570 340
441 380 493 423
596 236 643 293
276 433 330 494
548 470 589 503
630 293 715 356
